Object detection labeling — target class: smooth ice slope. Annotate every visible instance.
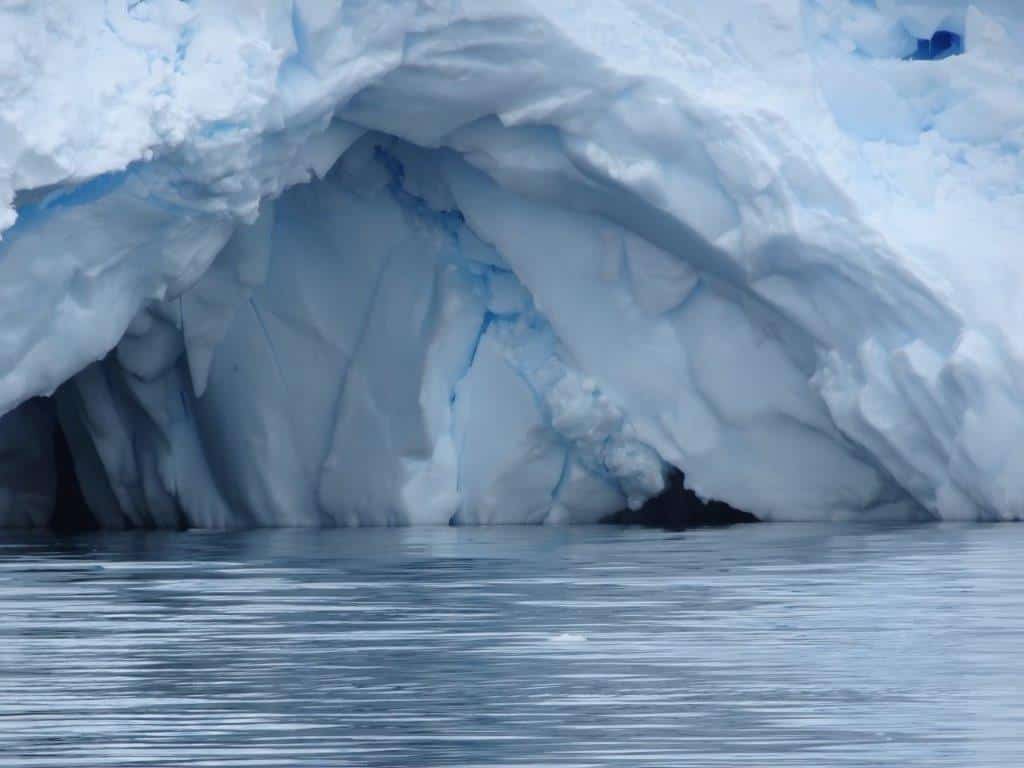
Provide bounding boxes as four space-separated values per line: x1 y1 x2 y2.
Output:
0 0 1021 526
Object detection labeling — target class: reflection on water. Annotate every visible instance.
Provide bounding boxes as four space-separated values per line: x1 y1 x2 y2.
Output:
0 523 1021 767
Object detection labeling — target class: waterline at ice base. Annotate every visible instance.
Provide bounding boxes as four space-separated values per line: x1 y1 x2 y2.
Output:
0 0 1021 529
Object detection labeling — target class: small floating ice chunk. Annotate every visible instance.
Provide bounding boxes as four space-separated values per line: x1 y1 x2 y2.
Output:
550 632 587 643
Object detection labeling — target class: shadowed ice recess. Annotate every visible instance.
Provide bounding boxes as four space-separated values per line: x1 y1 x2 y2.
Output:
0 0 1022 528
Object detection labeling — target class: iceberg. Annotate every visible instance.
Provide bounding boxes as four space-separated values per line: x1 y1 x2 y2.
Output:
0 0 1021 527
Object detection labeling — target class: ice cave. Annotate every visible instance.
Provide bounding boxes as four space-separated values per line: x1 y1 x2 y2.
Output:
0 0 1021 528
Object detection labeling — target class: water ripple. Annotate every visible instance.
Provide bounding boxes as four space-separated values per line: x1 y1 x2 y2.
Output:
0 523 1021 766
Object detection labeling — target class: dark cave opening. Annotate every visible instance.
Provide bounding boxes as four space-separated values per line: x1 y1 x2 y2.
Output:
602 468 759 531
51 416 98 533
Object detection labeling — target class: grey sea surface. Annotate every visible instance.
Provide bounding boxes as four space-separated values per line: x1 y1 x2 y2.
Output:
0 523 1021 767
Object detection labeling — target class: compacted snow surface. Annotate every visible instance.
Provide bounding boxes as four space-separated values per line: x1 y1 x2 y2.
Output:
0 0 1021 527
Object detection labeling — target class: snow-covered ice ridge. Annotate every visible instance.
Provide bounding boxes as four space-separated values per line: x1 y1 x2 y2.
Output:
0 0 1021 527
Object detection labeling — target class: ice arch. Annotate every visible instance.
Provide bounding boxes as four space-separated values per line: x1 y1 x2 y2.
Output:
50 134 916 528
0 0 1021 527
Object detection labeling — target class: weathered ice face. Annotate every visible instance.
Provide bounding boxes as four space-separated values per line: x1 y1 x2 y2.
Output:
0 0 1021 528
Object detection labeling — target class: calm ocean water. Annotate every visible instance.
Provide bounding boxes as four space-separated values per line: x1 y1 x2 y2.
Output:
0 523 1021 767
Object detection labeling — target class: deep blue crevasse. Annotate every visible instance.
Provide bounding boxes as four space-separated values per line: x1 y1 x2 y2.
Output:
908 30 963 60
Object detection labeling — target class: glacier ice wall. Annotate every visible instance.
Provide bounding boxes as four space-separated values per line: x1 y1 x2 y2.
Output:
0 0 1022 527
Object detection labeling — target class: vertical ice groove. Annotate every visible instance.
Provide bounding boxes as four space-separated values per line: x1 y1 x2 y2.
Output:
451 310 493 513
248 297 288 409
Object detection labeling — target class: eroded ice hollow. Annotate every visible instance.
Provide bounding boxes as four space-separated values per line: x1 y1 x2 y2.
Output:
0 0 1021 528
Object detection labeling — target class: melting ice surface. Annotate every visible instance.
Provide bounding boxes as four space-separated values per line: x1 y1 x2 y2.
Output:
2 523 1024 766
0 1 1023 527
